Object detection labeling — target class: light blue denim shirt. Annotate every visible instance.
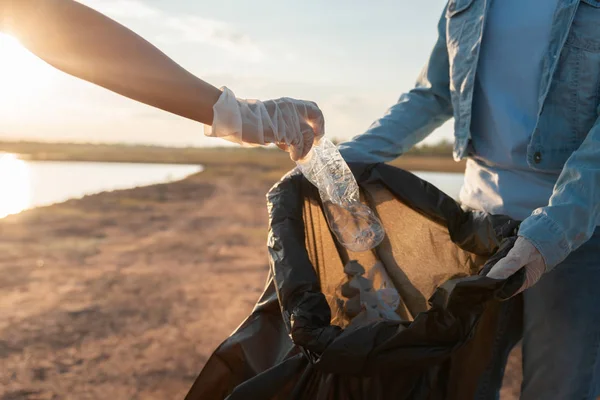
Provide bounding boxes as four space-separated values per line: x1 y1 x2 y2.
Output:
339 0 600 271
460 0 560 221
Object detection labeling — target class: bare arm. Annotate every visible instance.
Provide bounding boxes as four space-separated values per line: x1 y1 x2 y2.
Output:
0 0 221 125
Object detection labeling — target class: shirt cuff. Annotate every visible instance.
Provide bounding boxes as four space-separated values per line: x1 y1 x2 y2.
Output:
518 211 571 272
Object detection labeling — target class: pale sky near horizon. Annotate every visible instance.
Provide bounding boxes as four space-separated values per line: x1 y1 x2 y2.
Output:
0 0 452 147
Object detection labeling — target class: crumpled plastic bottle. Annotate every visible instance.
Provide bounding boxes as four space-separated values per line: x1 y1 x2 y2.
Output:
329 260 401 329
296 138 385 252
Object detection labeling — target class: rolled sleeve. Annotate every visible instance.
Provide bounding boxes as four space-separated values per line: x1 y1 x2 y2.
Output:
518 212 571 271
519 114 600 271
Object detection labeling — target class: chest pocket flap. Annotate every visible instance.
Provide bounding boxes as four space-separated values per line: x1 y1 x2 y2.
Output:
446 0 475 17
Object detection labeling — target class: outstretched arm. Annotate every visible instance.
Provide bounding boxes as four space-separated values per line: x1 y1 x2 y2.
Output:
0 0 324 159
1 0 221 125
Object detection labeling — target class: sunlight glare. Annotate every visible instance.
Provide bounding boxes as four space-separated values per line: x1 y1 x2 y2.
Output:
0 34 55 108
0 154 32 218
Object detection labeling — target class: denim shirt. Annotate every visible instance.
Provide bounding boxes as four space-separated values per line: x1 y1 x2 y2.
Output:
339 0 600 270
461 0 559 221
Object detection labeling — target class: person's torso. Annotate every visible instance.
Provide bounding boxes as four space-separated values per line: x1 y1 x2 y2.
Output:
445 0 600 219
459 0 561 219
446 0 600 172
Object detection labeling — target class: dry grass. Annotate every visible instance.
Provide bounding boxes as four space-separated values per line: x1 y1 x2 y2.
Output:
0 166 274 399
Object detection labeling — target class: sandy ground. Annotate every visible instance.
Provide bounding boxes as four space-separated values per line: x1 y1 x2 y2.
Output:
0 165 521 400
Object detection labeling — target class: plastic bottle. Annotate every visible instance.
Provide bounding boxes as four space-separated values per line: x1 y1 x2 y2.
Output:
296 138 385 252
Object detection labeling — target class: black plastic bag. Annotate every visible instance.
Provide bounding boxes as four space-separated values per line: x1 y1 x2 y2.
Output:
186 163 524 400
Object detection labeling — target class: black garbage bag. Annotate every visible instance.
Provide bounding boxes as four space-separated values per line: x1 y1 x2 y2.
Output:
186 163 524 400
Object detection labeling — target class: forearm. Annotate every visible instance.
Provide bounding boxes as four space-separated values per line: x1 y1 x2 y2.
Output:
338 5 452 163
338 88 452 163
1 0 221 125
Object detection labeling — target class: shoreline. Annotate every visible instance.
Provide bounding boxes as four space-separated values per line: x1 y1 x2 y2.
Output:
1 141 465 173
11 153 465 174
1 150 463 220
17 154 466 173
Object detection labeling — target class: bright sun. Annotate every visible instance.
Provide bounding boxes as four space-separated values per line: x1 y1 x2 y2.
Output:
0 33 56 108
0 153 31 218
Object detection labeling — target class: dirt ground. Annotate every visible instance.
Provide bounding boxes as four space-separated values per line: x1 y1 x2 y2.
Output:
0 164 521 400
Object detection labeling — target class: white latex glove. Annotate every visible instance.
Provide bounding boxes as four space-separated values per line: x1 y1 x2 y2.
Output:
487 236 547 295
205 87 324 161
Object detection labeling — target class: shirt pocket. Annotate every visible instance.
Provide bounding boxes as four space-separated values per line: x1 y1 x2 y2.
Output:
445 0 475 43
540 0 600 168
566 0 600 52
446 0 475 17
445 0 476 96
446 0 475 43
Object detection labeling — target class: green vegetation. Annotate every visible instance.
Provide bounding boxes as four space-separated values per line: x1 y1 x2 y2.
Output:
406 139 454 157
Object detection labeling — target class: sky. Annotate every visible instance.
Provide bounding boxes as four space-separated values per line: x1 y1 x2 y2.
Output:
0 0 452 147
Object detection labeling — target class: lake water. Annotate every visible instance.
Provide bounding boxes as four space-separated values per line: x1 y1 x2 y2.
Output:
0 153 465 218
0 154 203 218
412 171 465 200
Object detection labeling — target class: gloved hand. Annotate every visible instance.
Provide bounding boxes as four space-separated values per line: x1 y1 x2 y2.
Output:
487 236 546 295
205 87 324 161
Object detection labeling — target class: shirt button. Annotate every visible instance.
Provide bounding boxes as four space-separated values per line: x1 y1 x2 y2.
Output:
533 152 542 164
